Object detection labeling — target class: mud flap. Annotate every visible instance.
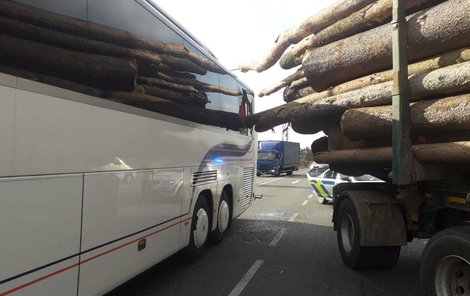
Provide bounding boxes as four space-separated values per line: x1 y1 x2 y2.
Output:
336 191 407 246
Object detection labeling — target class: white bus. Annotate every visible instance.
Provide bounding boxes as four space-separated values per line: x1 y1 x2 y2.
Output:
0 1 256 295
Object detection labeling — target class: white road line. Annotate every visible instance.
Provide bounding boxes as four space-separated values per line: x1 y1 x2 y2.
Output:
228 260 264 296
308 194 313 199
258 176 287 186
269 228 287 247
292 180 300 184
301 200 309 206
288 212 299 222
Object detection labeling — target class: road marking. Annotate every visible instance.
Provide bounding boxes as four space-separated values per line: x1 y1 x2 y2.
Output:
288 213 299 222
301 200 308 206
308 194 313 199
229 260 264 296
292 180 300 184
269 228 287 247
258 176 287 186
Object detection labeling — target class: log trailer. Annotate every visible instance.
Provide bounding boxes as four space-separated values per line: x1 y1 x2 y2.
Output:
320 1 470 295
241 0 470 294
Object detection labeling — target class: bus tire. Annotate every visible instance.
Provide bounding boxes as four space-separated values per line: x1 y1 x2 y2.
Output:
210 191 232 244
420 226 470 296
337 198 401 270
186 196 210 261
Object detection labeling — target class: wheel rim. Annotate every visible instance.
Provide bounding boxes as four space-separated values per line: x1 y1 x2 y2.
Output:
340 213 355 253
193 208 209 248
218 200 230 233
435 255 470 296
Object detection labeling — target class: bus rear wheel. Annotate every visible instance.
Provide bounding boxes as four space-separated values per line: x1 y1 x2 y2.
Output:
186 196 210 261
210 191 232 244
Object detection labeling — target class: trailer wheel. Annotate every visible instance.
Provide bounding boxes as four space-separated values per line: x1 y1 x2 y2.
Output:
337 198 401 270
210 191 232 244
420 226 470 296
186 196 210 261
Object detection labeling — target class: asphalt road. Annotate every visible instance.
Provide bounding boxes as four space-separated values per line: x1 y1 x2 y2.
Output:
107 170 426 296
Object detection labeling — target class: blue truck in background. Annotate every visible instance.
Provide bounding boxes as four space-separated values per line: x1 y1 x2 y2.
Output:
257 141 300 176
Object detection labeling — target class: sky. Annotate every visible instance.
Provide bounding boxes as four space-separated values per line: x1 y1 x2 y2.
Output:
155 0 335 149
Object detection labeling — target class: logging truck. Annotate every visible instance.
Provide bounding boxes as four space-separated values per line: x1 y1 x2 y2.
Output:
0 0 256 295
241 0 470 294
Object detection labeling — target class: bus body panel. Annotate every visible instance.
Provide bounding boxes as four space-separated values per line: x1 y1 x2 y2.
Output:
0 175 82 296
0 80 253 178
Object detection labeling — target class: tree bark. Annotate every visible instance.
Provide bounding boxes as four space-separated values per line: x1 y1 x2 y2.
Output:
238 0 376 73
284 47 470 102
245 61 470 132
0 16 165 66
279 0 432 69
107 92 242 131
341 94 470 140
0 65 105 98
303 0 470 91
313 141 470 165
0 0 224 74
138 76 199 93
258 68 304 97
0 34 137 91
149 72 242 96
140 85 207 107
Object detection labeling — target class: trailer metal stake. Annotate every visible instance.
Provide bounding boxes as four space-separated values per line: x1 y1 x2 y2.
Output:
391 0 412 185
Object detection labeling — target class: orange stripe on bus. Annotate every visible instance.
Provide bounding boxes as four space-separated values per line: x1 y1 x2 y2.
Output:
0 217 192 296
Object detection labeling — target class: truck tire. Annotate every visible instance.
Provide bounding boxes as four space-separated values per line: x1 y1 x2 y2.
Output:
287 171 293 176
186 196 210 261
274 169 280 177
336 198 401 270
420 226 470 296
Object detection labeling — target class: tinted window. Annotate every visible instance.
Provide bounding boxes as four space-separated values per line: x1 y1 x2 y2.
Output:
323 170 336 179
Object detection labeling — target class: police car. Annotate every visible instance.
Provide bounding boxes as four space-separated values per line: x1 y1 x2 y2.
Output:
307 168 383 204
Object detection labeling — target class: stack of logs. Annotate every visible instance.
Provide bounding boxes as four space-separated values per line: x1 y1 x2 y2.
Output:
0 0 243 131
243 0 470 175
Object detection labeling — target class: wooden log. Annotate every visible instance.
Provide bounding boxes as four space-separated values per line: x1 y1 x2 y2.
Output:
149 73 242 96
138 76 200 93
160 54 207 75
258 68 304 97
284 47 470 102
238 0 376 73
284 84 313 102
279 0 432 69
0 16 165 66
291 115 340 134
0 0 224 74
303 0 470 91
0 34 137 91
140 84 208 107
0 65 105 98
107 92 242 131
313 141 470 165
138 62 171 77
245 61 470 132
341 94 470 140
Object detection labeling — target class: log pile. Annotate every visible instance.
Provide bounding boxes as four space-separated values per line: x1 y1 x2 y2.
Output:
0 0 243 130
243 0 470 174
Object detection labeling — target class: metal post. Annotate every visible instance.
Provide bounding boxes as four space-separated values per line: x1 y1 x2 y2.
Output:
391 0 412 184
